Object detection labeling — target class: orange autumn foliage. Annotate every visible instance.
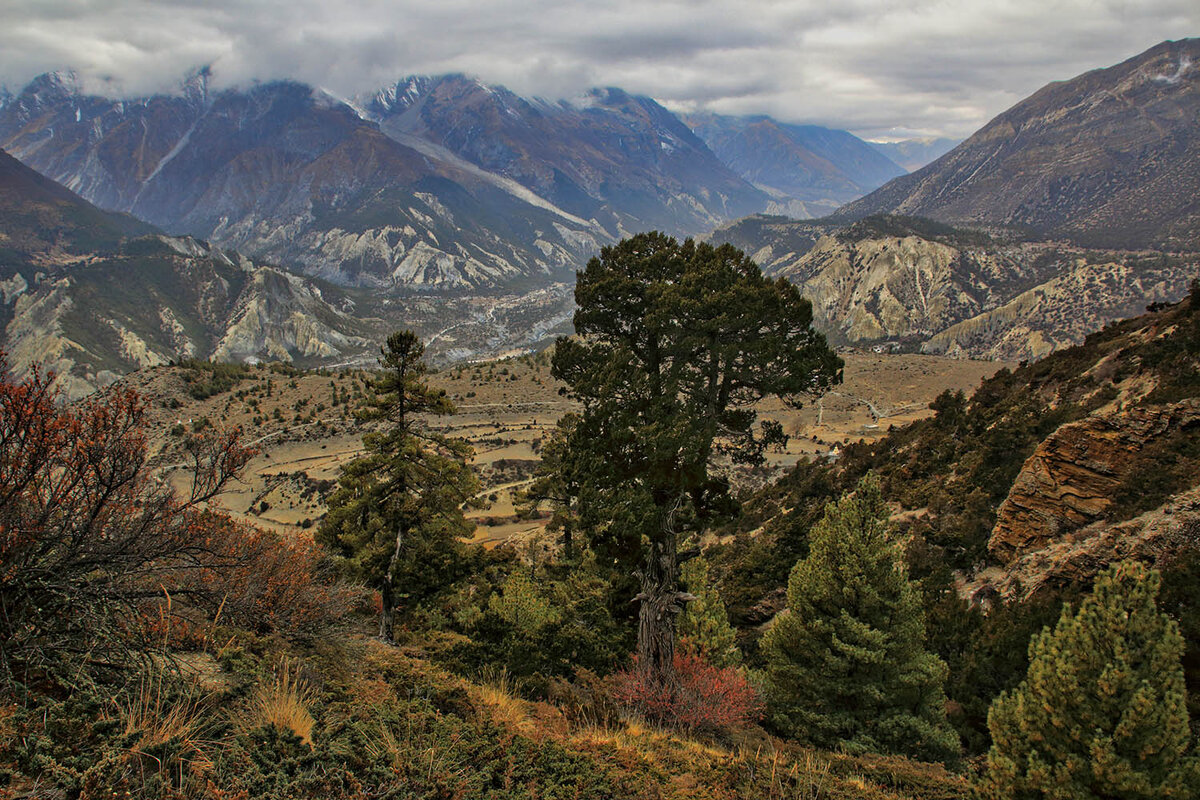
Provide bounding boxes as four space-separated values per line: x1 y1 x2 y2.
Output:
0 352 346 680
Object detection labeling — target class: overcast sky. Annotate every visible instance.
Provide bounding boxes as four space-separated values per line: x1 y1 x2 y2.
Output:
1 1 1196 139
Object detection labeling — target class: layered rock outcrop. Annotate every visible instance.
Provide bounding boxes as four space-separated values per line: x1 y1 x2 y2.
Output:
991 486 1200 600
989 400 1200 563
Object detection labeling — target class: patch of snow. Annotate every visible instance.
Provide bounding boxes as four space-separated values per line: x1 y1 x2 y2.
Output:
381 128 602 231
0 273 28 303
134 110 205 201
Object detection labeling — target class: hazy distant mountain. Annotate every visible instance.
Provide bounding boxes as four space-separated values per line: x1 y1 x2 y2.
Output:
0 72 610 291
0 71 776 292
836 39 1200 252
358 76 769 239
682 112 905 218
866 138 959 172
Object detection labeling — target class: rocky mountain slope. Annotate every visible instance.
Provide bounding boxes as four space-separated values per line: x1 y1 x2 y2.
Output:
0 71 782 292
0 147 588 395
990 399 1200 564
834 38 1200 252
358 76 768 239
712 214 1200 360
682 112 905 217
0 147 383 396
720 290 1198 623
0 72 610 290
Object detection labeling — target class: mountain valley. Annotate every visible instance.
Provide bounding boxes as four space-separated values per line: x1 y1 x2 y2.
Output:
4 29 1200 800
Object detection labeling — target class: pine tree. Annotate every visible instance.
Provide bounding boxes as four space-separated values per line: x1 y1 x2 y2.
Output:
761 475 959 763
317 331 476 642
979 561 1198 799
488 571 561 636
678 556 741 668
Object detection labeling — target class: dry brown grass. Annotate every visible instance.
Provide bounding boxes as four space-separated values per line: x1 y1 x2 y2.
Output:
362 716 475 790
240 659 316 747
472 667 531 731
114 666 216 788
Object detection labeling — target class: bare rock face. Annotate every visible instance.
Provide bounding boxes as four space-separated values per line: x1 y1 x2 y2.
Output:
717 214 1200 358
989 400 1200 563
991 486 1200 600
778 234 987 342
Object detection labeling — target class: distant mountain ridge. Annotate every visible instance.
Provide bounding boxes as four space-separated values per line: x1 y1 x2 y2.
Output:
0 71 800 293
683 112 905 218
835 38 1200 252
866 138 959 172
357 76 768 239
0 68 945 295
0 72 609 291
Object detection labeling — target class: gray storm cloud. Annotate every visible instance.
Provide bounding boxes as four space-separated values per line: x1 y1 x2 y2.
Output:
0 0 1196 138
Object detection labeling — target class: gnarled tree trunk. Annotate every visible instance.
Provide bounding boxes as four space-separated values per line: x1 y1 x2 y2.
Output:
635 499 696 686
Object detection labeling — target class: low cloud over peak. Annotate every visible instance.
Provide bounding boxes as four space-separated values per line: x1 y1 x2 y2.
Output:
1 0 1196 139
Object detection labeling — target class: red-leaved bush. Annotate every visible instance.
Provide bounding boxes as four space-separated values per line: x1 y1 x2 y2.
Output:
177 515 361 638
611 646 765 732
0 351 350 681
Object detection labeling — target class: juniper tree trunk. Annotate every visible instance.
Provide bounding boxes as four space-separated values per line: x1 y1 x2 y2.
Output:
636 500 695 686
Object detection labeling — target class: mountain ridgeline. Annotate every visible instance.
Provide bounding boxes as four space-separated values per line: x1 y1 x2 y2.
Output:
0 71 909 294
835 38 1200 252
682 112 906 218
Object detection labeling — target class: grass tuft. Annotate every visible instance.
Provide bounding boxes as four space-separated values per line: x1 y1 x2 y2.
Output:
114 663 215 789
242 659 316 747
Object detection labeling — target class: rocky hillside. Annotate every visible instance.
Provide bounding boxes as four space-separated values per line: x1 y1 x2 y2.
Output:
990 399 1200 565
0 148 585 395
0 147 385 396
712 214 1200 360
834 38 1200 252
711 289 1200 750
682 112 905 217
726 285 1200 599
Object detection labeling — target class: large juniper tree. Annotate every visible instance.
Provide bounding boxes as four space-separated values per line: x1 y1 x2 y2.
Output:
318 331 476 642
761 475 959 763
551 232 841 686
979 560 1198 799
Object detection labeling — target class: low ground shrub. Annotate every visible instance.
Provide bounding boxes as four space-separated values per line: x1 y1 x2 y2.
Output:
611 648 764 733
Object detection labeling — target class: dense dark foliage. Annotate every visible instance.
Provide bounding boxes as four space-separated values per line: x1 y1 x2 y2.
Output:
552 232 841 684
712 285 1200 755
318 331 476 641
